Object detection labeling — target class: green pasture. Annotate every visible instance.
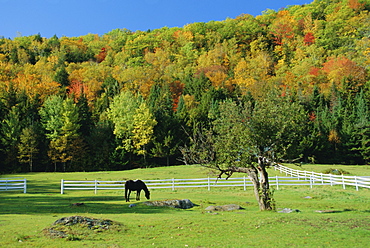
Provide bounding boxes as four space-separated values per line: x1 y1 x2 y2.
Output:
1 164 369 247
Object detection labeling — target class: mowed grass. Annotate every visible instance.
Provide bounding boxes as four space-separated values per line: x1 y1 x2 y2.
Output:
0 164 369 248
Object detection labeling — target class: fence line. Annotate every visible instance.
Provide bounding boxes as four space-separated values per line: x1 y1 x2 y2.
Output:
0 178 27 193
60 169 370 194
273 164 370 190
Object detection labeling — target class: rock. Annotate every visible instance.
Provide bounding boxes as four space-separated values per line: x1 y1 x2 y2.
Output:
72 202 84 206
143 199 194 209
128 204 137 208
278 208 301 213
53 216 113 228
44 216 123 239
315 210 337 213
205 204 243 212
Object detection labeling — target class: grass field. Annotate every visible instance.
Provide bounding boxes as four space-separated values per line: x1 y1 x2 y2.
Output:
1 164 369 247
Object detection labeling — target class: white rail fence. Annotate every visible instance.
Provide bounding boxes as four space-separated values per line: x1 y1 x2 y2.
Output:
0 178 27 193
273 164 370 191
60 166 370 194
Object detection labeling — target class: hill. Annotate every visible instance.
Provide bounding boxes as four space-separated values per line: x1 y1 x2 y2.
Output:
0 0 369 173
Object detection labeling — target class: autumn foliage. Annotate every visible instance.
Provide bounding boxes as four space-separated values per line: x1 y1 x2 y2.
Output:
0 0 369 172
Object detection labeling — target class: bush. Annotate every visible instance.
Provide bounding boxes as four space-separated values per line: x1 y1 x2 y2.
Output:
322 168 350 175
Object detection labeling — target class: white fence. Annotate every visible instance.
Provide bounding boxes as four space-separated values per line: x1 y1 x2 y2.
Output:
60 166 370 194
0 178 27 193
273 164 370 191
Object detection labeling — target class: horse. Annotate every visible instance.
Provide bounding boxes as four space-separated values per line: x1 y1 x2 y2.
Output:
124 180 150 202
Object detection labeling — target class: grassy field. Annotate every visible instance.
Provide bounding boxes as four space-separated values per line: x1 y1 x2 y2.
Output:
0 164 369 247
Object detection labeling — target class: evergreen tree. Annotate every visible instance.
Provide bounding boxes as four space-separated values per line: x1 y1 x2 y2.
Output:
1 106 22 171
53 65 69 87
149 83 181 165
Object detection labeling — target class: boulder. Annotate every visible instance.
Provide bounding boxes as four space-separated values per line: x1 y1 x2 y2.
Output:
44 216 123 239
143 199 194 209
205 204 243 212
278 208 301 213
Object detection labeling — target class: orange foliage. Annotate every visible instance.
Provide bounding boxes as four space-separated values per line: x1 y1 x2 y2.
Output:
95 47 107 63
67 80 86 100
169 80 184 111
12 73 60 100
322 56 367 88
304 32 315 46
270 10 296 45
348 0 365 10
196 65 227 89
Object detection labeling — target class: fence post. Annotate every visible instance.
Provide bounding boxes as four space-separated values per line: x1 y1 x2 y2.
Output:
355 176 358 191
94 180 98 194
243 176 246 191
23 179 27 193
208 177 211 191
330 174 333 186
61 179 64 194
320 173 324 185
342 175 346 189
275 176 279 190
310 176 313 188
172 178 175 191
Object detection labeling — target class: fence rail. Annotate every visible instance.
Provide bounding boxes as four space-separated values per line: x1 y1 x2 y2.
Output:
0 178 27 193
60 168 370 194
273 164 370 190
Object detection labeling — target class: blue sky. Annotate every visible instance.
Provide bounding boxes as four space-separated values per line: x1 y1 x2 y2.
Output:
1 0 309 39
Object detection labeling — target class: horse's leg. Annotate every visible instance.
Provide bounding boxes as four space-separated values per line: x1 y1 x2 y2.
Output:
125 188 129 202
127 189 132 202
136 189 141 201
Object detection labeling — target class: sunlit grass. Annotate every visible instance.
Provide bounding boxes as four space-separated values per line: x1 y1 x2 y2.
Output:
0 165 369 247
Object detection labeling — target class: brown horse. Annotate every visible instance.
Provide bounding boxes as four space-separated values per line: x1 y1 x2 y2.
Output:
124 180 150 202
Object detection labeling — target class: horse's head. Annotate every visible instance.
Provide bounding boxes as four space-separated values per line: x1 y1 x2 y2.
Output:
145 190 150 200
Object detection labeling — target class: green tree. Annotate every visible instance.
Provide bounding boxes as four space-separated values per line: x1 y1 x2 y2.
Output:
39 95 64 141
17 125 39 172
181 96 307 210
1 106 22 171
108 91 139 153
53 65 69 87
149 83 181 166
40 96 81 171
132 101 157 161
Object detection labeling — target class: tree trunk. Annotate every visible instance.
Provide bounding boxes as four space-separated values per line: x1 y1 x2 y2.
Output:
230 160 274 211
256 156 274 211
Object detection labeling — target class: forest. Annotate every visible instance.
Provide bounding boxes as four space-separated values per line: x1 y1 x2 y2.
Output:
0 0 369 173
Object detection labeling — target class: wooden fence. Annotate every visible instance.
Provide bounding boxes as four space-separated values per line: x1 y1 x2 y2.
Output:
0 178 27 193
60 166 370 194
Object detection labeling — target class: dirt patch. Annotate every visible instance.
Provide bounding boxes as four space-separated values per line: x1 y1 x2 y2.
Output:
44 216 123 240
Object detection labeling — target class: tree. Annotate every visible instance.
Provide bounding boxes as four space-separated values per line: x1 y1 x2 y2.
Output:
48 135 71 172
40 96 81 171
1 106 22 171
108 91 139 152
39 95 64 141
17 126 39 172
149 83 181 165
181 96 307 210
132 102 157 161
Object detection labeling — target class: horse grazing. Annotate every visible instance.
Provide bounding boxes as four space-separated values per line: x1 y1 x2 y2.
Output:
125 180 150 202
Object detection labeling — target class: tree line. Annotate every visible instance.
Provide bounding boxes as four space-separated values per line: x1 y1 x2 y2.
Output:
0 0 369 173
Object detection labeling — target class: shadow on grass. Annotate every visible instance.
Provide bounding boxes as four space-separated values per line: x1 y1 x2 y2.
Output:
0 194 176 215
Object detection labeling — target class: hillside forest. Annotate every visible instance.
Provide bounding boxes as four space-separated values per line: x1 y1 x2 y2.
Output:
0 0 369 173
